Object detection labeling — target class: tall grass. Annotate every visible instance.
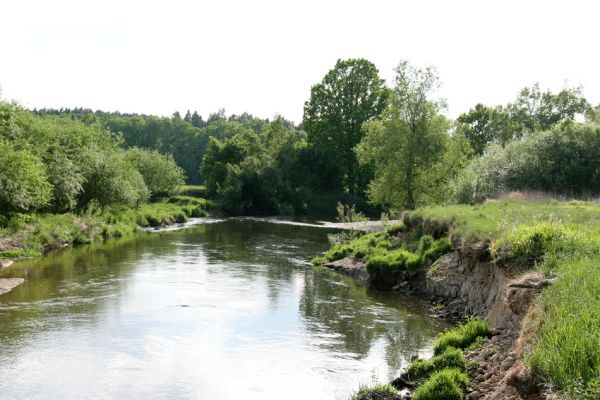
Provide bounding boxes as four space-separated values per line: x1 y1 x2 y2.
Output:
414 200 600 396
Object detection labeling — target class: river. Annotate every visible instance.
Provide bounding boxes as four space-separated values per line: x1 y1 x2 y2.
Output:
0 219 446 400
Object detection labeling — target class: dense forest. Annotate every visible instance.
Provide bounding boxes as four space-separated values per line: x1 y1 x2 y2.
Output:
3 58 600 218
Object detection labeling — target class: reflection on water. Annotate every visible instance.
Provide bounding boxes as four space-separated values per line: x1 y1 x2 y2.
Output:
0 219 446 400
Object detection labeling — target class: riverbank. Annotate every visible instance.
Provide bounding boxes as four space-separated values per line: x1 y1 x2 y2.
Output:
0 196 208 272
314 200 600 400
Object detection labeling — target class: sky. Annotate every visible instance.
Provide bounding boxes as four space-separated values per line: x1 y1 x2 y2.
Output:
1 0 598 124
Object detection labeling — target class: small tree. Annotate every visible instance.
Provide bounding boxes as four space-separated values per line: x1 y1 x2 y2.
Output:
126 147 185 197
357 61 450 210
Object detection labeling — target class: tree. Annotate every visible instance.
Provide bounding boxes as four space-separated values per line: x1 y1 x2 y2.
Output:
191 111 204 128
0 142 52 212
125 148 185 197
303 58 388 194
458 85 591 149
79 149 149 208
183 110 192 122
356 61 451 210
456 104 508 155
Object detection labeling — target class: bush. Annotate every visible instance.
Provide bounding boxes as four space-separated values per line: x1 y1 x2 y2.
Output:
0 142 53 212
412 368 469 400
79 149 149 208
434 318 492 355
126 148 185 196
453 123 600 204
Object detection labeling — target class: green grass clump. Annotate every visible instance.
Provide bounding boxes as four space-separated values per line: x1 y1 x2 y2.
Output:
349 383 400 400
386 223 405 236
412 368 469 400
406 347 465 381
433 318 491 355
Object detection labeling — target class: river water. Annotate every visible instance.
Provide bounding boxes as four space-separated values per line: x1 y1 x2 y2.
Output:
0 219 446 400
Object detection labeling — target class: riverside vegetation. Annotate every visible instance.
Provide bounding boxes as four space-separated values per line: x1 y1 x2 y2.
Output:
2 56 600 399
316 200 600 399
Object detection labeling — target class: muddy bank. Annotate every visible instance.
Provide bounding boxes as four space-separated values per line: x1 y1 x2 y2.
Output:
323 241 548 399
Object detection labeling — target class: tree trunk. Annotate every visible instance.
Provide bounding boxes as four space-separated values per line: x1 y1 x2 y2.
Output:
406 166 415 210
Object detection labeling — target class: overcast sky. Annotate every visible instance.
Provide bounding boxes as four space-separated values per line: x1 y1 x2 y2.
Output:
1 0 598 123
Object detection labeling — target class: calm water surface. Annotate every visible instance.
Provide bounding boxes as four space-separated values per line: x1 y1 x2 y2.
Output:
0 219 446 399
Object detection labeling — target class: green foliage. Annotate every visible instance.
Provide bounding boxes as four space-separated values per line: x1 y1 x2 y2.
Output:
457 84 591 153
407 347 466 381
453 122 600 203
433 318 491 355
385 224 405 236
0 201 207 260
79 150 149 208
0 142 52 212
125 147 185 196
494 222 576 261
201 117 308 215
336 202 368 223
303 58 388 194
357 60 468 210
348 383 400 400
412 368 469 400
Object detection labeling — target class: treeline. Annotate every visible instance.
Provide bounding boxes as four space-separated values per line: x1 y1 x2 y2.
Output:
14 57 600 216
33 107 290 185
201 58 600 213
0 102 185 213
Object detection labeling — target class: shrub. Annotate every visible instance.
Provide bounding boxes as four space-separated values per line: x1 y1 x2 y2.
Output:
0 142 53 212
126 148 185 197
412 368 469 400
434 318 491 355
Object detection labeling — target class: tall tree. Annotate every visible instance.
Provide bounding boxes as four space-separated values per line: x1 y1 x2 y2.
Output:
303 58 388 194
191 111 204 128
357 61 453 210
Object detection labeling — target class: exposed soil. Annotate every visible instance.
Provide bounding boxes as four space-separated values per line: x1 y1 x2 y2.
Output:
323 242 550 400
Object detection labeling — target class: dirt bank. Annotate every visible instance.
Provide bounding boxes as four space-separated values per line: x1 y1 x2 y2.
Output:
324 241 549 399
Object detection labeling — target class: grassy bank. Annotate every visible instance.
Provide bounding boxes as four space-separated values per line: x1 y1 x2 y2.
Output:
0 195 208 261
414 200 600 398
318 200 600 398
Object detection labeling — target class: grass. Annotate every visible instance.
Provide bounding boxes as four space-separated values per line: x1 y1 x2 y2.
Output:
412 368 469 400
433 318 492 355
0 195 208 261
412 199 600 396
175 185 207 198
313 230 451 281
349 383 400 400
406 347 465 381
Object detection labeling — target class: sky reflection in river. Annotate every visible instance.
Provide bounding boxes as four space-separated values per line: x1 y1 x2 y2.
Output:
0 219 447 400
